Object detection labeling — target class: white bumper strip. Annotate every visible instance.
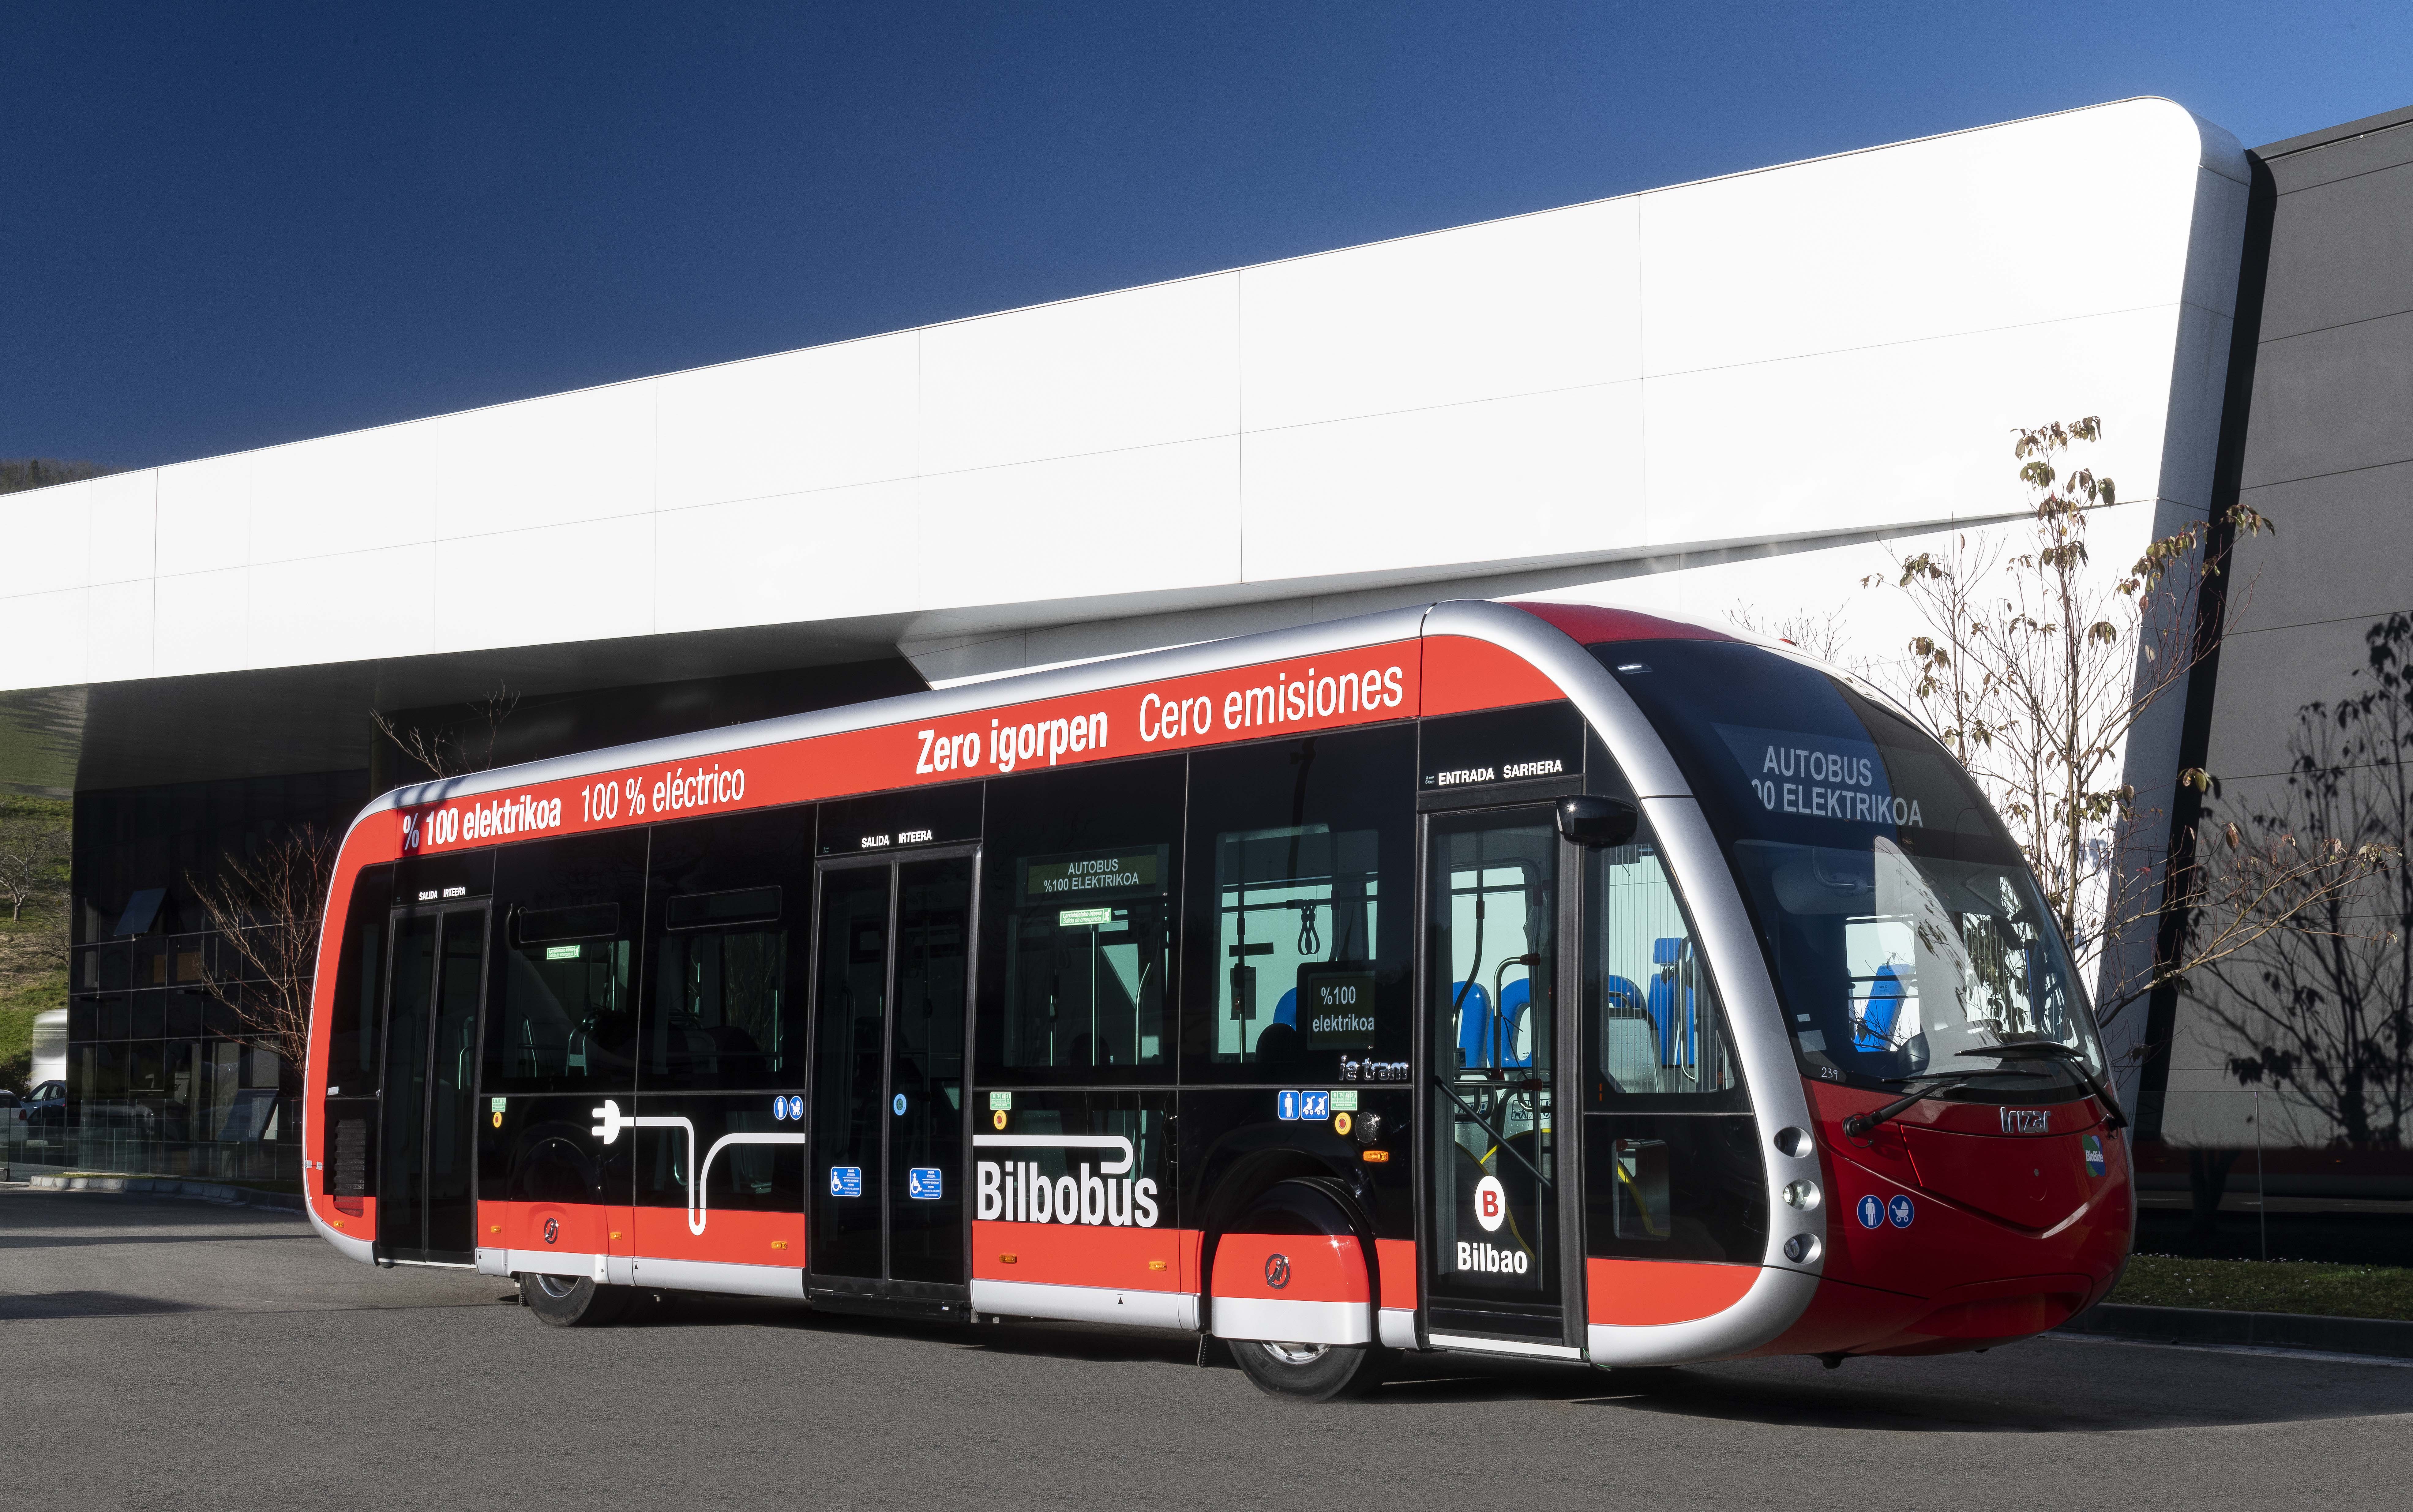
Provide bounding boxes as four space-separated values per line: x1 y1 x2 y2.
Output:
503 1249 607 1283
1213 1296 1372 1346
629 1256 804 1300
972 1279 1199 1331
1427 1333 1583 1360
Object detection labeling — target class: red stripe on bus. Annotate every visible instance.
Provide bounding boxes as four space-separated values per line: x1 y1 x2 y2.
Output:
1586 1257 1758 1326
1211 1232 1369 1305
1421 635 1564 717
1376 1237 1417 1310
972 1221 1201 1293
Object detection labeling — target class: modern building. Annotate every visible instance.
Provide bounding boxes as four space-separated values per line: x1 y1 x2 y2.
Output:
1 97 2403 1259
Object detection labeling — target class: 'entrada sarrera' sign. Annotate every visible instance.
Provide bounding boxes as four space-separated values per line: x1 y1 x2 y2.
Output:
1020 846 1169 905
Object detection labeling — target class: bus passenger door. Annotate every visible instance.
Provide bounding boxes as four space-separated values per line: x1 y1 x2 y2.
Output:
375 903 489 1265
807 850 976 1314
1419 807 1583 1358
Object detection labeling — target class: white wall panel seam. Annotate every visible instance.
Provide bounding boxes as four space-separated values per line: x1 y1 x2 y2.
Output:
1636 298 2192 383
915 429 1253 483
1232 374 1647 441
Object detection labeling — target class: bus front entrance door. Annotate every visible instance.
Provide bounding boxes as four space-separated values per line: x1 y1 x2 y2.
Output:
375 904 489 1265
1420 807 1585 1360
807 850 976 1315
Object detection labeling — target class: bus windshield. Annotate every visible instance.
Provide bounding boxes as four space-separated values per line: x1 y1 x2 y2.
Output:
1593 638 2106 1094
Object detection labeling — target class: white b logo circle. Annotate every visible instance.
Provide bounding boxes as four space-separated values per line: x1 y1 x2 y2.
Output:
1473 1174 1507 1233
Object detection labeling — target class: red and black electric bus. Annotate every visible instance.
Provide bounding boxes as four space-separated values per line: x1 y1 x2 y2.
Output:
301 599 2131 1398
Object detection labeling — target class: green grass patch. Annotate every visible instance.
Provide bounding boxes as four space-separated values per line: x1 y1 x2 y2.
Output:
2108 1255 2413 1322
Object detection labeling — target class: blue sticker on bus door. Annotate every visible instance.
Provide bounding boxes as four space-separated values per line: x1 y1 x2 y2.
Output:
1856 1195 1884 1230
1300 1091 1331 1120
1277 1090 1300 1121
1887 1195 1916 1229
908 1168 943 1200
829 1165 863 1198
2083 1134 2107 1177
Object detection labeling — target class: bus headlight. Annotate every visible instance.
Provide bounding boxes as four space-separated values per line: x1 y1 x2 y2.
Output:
1782 1179 1820 1210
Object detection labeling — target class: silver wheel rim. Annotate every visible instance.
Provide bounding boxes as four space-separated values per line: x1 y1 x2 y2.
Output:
1259 1341 1328 1367
534 1274 581 1300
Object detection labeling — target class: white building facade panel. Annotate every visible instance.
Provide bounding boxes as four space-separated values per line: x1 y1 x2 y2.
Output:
1236 196 1642 430
434 379 658 539
152 452 252 578
653 331 921 510
918 272 1241 475
0 97 2248 694
248 418 439 564
653 477 922 634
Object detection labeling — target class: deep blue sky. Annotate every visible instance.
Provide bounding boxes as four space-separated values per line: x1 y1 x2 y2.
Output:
5 2 2408 469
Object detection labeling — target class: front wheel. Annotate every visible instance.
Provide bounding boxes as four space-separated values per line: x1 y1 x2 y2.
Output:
518 1271 634 1327
1228 1338 1390 1401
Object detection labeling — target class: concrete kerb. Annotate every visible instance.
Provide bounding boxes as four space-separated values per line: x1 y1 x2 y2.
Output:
2056 1302 2413 1360
21 1172 305 1214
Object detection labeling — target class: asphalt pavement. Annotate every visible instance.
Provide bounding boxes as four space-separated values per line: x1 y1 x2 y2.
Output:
6 1185 2411 1510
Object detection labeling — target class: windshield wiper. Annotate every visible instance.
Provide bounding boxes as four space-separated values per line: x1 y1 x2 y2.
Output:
1842 1067 2046 1139
1963 1041 2129 1131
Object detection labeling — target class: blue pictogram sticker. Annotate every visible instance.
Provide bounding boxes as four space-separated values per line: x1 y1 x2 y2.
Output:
771 1095 793 1120
790 1095 805 1121
908 1167 943 1200
1278 1090 1300 1121
893 1092 907 1116
1301 1090 1331 1120
1888 1194 1916 1229
2083 1134 2107 1177
830 1165 863 1198
1856 1194 1884 1229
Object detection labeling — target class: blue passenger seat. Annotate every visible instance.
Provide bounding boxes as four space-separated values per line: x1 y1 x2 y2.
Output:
1646 938 1693 1067
1451 982 1495 1067
1855 963 1908 1051
1496 977 1534 1067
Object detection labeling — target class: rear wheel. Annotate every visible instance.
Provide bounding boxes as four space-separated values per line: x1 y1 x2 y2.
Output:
517 1271 634 1327
1228 1338 1390 1401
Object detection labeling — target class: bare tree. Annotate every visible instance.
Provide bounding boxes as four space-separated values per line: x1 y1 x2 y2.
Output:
0 803 70 921
1727 599 1858 667
2189 612 2411 1146
1863 417 2387 1038
370 682 522 779
186 825 339 1073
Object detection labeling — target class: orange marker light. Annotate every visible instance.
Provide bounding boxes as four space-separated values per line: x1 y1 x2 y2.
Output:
1362 1149 1390 1163
610 1230 623 1240
1148 1260 1167 1271
489 1224 502 1234
1000 1253 1018 1264
771 1240 789 1250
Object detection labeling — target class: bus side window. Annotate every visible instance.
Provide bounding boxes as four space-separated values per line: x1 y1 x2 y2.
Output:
1582 835 1742 1105
638 807 812 1093
484 831 649 1096
977 757 1184 1084
1180 727 1413 1082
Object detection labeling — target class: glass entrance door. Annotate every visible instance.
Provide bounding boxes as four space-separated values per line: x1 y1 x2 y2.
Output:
376 905 488 1263
1422 808 1575 1349
809 853 976 1297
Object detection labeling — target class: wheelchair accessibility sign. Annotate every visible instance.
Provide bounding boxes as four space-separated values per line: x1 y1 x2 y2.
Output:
830 1165 864 1198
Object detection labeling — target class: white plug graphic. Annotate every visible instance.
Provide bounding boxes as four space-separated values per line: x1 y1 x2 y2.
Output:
590 1099 633 1144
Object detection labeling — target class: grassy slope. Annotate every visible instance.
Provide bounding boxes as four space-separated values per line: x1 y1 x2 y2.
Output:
2107 1255 2413 1322
0 794 69 1092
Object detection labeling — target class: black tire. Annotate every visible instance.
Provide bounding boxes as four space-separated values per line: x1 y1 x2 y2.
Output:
1229 1338 1391 1401
517 1270 634 1327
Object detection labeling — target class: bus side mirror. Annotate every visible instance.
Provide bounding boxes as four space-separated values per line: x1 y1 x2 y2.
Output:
1557 795 1638 849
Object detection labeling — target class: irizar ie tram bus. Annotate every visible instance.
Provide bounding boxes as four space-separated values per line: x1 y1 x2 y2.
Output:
302 600 2131 1399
